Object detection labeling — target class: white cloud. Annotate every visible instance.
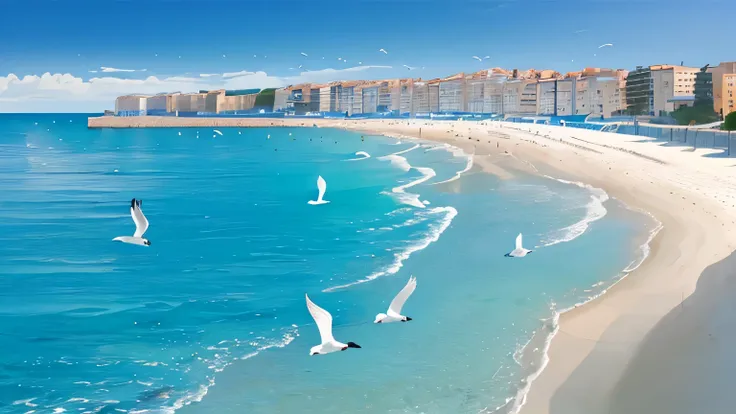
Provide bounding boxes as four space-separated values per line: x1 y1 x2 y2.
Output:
100 66 139 73
0 65 396 112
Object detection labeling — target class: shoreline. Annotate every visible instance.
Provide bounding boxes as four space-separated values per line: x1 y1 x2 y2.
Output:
315 118 736 413
92 116 736 412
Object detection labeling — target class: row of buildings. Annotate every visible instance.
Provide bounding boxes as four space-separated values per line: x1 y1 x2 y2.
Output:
113 61 736 120
274 67 629 119
115 88 265 117
629 61 736 118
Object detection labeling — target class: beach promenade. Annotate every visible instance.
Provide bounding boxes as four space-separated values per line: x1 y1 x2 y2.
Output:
88 114 736 413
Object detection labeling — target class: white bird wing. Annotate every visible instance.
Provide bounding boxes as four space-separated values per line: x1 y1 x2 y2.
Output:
598 43 613 48
300 52 308 57
306 294 334 344
213 129 223 136
388 276 417 316
515 233 523 250
472 56 482 61
131 201 149 238
317 175 327 201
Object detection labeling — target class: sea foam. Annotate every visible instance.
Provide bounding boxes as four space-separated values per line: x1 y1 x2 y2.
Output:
539 177 609 247
324 206 457 292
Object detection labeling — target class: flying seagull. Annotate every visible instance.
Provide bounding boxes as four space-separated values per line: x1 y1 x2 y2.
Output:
213 129 223 136
113 199 151 246
598 43 613 49
308 175 329 205
403 65 416 71
379 48 388 54
472 56 482 62
300 52 308 57
374 276 417 324
306 294 361 355
505 233 532 257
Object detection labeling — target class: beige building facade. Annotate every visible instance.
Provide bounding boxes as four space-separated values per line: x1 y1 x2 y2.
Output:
712 62 736 118
650 65 698 115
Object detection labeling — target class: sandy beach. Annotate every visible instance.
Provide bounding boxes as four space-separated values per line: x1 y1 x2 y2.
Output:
89 115 736 412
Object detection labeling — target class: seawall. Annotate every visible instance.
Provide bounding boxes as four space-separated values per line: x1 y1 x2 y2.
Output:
87 116 313 129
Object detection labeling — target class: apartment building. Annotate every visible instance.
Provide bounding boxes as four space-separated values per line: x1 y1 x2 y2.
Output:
115 95 148 116
274 88 290 111
537 80 556 115
712 62 736 118
361 84 379 113
438 74 466 112
650 64 698 115
626 66 653 115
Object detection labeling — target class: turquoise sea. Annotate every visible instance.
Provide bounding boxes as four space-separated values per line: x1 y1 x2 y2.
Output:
0 114 656 413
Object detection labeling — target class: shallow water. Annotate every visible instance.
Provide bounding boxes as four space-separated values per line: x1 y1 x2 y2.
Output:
0 114 653 413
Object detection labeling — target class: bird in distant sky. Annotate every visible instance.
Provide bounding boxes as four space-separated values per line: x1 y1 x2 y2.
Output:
379 48 388 54
298 65 303 69
598 43 613 48
222 54 226 58
300 52 308 57
403 65 416 71
358 61 363 65
472 56 482 62
338 57 342 61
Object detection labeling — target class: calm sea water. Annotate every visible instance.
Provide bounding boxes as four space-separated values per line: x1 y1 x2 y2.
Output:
0 114 653 413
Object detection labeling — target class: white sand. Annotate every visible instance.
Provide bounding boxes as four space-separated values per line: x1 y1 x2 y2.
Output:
90 115 736 412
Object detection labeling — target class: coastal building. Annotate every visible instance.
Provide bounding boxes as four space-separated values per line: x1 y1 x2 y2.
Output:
115 95 148 116
352 86 363 115
501 80 538 115
573 76 623 118
338 83 357 115
361 85 379 113
378 82 392 112
319 84 341 112
650 64 698 115
399 80 414 115
711 61 736 118
218 91 258 113
274 88 290 111
694 65 713 106
145 93 171 116
411 81 440 114
465 70 507 114
438 74 466 112
555 78 576 116
537 80 556 115
626 66 653 115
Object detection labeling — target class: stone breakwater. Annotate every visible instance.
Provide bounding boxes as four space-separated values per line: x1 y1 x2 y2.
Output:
87 116 315 129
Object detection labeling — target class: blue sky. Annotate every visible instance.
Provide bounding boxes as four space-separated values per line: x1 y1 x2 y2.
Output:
1 0 733 112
